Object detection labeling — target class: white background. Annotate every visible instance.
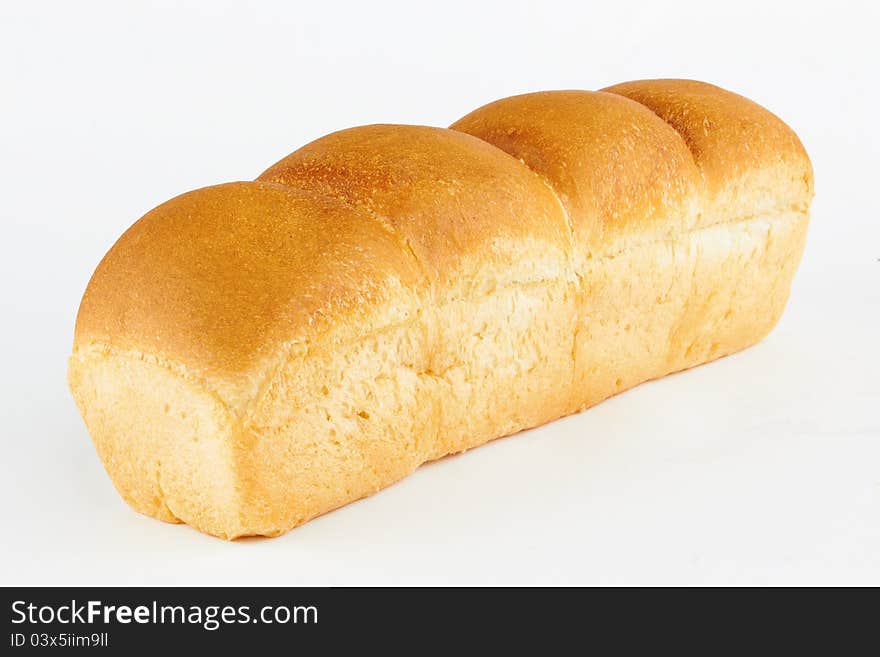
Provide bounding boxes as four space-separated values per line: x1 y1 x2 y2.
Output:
1 0 878 586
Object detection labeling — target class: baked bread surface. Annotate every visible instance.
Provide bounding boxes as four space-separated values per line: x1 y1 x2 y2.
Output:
69 80 813 538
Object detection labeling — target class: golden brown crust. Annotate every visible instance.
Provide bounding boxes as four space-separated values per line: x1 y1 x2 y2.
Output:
451 90 703 258
74 181 422 393
258 125 573 296
602 79 814 215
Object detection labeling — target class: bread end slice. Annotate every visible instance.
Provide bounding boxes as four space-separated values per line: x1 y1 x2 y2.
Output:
68 346 246 539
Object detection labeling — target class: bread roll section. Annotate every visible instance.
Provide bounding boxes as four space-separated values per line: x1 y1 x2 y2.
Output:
451 80 812 409
69 182 427 536
69 80 813 538
251 126 578 534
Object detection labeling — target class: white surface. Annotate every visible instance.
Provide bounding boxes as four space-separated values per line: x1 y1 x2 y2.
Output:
1 0 878 586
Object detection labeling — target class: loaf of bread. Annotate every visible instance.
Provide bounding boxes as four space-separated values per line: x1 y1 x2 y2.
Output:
68 79 813 539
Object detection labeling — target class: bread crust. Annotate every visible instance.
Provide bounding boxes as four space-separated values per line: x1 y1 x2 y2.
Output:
602 79 814 218
69 80 813 538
